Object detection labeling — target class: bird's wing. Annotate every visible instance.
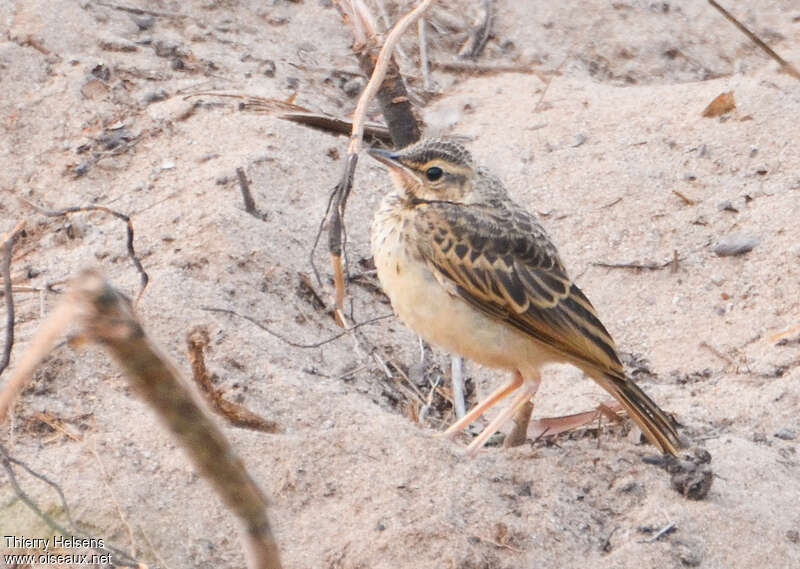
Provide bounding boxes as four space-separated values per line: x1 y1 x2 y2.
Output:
413 199 623 376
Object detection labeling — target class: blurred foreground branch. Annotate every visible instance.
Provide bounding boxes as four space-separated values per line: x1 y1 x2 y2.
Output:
0 269 282 569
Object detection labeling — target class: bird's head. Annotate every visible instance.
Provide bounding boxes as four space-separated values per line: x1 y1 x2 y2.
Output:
368 138 477 203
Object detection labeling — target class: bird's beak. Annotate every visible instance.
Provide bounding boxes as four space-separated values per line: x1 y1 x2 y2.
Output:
368 147 422 187
367 147 402 168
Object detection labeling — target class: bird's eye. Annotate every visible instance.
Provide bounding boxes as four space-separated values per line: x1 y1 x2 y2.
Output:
425 166 443 181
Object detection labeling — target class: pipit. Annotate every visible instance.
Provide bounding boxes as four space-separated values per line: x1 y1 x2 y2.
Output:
369 138 680 457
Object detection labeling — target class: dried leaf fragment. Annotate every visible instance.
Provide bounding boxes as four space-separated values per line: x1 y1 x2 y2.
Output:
702 91 735 117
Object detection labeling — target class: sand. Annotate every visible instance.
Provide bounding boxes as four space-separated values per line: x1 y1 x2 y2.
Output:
1 1 799 568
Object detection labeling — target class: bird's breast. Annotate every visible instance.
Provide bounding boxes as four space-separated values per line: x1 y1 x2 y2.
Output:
370 193 553 373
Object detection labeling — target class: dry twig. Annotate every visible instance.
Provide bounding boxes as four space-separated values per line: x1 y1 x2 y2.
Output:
236 167 261 218
323 0 432 317
457 0 493 59
592 255 683 272
707 0 800 80
503 400 533 448
418 17 432 90
95 0 186 19
20 200 149 303
187 327 280 432
1 221 26 376
433 60 549 79
279 112 392 144
672 189 696 205
202 306 391 349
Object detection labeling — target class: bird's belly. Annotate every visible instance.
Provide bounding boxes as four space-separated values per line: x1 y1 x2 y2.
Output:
371 212 552 373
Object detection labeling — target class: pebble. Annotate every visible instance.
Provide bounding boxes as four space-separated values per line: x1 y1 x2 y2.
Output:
774 428 797 441
343 77 364 98
571 133 587 147
716 200 737 212
713 234 759 257
130 14 155 31
710 275 725 286
144 89 169 103
675 539 704 567
153 40 181 58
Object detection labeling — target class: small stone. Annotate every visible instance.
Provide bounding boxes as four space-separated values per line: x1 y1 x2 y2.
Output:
130 14 155 30
153 40 181 58
342 77 364 98
710 275 725 286
262 59 276 77
787 530 799 544
198 153 219 163
571 133 587 147
716 200 738 212
144 89 169 103
792 243 800 257
160 160 175 170
90 63 111 81
749 145 758 157
713 234 759 257
774 428 797 441
675 539 704 566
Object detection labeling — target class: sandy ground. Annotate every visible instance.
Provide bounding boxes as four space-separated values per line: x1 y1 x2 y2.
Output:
2 1 800 568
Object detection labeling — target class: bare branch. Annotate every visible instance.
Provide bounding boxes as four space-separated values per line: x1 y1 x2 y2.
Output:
20 200 149 303
326 0 433 316
202 306 392 349
1 221 26 376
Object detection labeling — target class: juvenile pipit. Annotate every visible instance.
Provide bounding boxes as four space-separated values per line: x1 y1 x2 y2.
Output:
369 138 680 457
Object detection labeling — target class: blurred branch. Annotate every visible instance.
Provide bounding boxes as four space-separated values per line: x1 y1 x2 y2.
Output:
0 269 283 569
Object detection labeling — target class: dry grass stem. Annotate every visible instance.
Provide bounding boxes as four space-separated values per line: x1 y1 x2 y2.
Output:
186 327 281 432
708 0 800 80
20 200 149 303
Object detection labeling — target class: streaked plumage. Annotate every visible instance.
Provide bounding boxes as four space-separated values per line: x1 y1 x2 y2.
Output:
369 138 680 456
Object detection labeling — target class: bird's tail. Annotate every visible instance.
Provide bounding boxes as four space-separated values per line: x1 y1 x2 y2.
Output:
594 370 681 455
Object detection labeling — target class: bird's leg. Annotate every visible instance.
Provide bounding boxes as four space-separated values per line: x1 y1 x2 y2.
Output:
441 370 523 439
464 379 540 457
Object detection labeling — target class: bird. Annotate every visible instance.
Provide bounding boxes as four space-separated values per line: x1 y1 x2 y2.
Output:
368 138 681 457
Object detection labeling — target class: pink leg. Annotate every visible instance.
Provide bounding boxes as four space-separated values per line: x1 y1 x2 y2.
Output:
441 371 523 439
464 381 539 457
